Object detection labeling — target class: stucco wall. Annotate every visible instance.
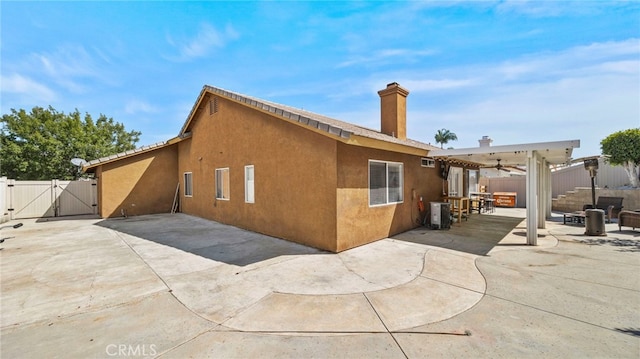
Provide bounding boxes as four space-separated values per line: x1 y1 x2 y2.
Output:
178 94 339 251
97 145 178 218
335 143 443 251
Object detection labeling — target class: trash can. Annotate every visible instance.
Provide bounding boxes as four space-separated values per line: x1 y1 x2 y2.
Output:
585 209 606 236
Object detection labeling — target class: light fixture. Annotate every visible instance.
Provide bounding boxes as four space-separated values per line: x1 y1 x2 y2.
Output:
584 158 599 207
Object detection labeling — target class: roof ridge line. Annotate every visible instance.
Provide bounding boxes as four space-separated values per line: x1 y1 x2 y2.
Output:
200 84 437 150
203 84 353 139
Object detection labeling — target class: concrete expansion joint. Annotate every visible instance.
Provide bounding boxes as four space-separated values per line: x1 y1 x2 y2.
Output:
2 291 168 330
417 273 487 301
155 327 218 357
473 257 489 295
361 292 409 358
479 289 618 335
106 227 224 326
218 291 277 327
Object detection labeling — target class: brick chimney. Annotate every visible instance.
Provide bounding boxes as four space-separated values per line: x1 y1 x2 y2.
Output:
378 82 409 139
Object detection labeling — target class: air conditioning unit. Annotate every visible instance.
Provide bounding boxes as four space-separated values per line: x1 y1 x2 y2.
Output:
430 202 451 229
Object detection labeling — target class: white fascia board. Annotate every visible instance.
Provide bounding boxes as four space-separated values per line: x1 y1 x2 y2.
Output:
429 139 580 157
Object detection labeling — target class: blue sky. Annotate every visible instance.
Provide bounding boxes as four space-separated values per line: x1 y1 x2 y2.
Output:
2 1 639 160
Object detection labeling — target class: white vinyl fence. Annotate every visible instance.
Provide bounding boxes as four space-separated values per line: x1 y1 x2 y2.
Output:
3 179 97 220
0 177 7 223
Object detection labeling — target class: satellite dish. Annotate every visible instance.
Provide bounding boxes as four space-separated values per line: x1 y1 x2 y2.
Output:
71 158 87 167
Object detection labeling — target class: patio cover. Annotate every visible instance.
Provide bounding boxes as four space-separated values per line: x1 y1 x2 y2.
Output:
429 139 581 245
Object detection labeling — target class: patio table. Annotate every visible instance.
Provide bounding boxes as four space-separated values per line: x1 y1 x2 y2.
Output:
443 196 470 225
563 211 586 225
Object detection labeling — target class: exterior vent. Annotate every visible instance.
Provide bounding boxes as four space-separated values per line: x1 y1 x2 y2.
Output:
210 98 218 114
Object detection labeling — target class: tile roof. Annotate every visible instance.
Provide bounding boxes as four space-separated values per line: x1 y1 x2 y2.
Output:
85 84 439 172
82 133 190 171
183 85 439 151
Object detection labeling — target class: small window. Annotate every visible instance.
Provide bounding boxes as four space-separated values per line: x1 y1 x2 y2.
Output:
369 160 404 206
421 158 435 168
215 168 230 200
184 172 193 197
245 165 255 203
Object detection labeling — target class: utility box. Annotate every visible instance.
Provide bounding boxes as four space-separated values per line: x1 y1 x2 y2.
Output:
431 202 451 229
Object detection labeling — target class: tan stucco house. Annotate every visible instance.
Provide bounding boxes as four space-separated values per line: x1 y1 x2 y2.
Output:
84 83 479 252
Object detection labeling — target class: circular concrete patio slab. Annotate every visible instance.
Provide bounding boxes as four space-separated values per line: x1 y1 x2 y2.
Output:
4 210 637 358
100 213 487 331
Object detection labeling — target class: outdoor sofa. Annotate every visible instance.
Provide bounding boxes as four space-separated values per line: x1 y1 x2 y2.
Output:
583 196 624 223
618 210 640 231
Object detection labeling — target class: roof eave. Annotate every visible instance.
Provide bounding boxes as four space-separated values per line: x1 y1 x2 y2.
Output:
188 85 439 156
81 133 190 173
346 135 433 156
429 139 580 167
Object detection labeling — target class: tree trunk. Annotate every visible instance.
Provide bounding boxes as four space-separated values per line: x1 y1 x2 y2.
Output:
622 161 640 188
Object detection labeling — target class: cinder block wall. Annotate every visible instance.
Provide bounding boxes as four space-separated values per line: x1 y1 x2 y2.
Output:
552 188 640 213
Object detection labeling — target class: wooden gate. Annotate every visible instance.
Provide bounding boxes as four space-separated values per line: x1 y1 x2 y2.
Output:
5 179 97 219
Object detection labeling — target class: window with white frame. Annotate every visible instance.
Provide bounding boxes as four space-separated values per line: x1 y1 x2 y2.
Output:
184 172 193 197
215 168 230 200
421 157 435 168
245 165 254 203
448 167 463 196
369 160 404 206
467 169 479 195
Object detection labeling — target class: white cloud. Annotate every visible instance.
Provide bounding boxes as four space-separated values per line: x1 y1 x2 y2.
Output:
401 79 476 92
403 38 640 157
1 73 57 102
124 99 157 115
494 0 603 17
337 48 437 68
166 23 239 61
30 45 114 94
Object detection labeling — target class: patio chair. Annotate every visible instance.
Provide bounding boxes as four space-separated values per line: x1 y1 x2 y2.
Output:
618 210 640 231
583 196 623 223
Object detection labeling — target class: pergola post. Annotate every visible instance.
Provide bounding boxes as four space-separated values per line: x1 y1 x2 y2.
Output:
543 161 552 220
526 150 539 245
537 159 545 230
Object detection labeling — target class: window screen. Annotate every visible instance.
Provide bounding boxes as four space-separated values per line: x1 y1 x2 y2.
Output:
388 163 403 203
369 161 387 205
369 160 403 206
245 165 254 203
184 172 193 197
215 168 230 200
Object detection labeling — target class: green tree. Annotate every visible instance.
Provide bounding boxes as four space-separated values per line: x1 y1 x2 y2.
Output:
600 128 640 188
1 106 141 180
434 128 458 149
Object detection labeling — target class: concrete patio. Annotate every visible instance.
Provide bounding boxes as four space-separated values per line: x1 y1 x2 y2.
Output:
1 209 638 358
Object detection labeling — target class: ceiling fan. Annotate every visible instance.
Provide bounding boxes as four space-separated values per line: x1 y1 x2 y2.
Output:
481 159 510 172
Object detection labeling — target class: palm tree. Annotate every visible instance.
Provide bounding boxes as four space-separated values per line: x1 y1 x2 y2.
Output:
434 128 458 149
